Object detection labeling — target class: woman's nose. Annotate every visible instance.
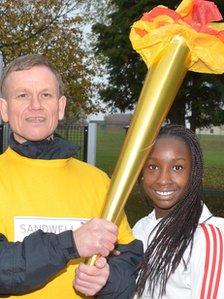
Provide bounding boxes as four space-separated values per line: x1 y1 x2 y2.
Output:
157 168 172 185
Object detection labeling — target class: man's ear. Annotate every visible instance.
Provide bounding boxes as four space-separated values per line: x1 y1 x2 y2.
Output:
58 96 67 120
0 98 9 122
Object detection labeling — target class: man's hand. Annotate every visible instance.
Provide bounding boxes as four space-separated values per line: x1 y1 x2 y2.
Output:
73 218 118 257
73 257 109 297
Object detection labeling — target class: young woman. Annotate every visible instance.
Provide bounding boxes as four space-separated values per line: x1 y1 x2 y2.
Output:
133 124 224 299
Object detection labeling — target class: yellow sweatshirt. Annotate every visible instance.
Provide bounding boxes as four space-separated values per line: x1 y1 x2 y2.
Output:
0 148 134 299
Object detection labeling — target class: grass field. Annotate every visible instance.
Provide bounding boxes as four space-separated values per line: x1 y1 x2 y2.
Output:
95 129 224 226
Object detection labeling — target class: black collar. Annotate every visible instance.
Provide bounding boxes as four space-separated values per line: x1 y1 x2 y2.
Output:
9 134 80 159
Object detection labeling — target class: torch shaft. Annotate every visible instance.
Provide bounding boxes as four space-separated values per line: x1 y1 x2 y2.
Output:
87 36 190 266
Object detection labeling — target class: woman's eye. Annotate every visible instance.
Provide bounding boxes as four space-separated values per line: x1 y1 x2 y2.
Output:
173 165 183 171
147 164 158 170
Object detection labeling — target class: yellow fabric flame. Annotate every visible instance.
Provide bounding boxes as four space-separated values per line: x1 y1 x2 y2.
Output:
130 1 224 74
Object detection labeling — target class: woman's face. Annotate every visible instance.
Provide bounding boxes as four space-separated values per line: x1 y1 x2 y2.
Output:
142 136 192 219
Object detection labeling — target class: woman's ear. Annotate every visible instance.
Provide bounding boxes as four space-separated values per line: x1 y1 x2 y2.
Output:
0 98 9 122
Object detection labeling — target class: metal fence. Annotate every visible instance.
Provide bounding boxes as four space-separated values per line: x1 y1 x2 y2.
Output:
56 123 88 161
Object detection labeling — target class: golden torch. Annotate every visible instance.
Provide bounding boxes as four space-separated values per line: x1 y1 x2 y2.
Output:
88 0 224 265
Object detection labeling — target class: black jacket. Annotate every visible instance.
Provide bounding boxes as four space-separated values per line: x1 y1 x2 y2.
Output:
0 230 78 295
97 239 143 298
0 231 143 298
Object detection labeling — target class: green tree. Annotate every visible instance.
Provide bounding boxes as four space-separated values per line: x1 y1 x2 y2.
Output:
92 0 224 130
0 0 100 119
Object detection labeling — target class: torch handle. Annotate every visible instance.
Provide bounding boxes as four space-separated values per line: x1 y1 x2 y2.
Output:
86 254 98 266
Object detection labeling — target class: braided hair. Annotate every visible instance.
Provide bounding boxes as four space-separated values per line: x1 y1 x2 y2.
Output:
136 124 204 298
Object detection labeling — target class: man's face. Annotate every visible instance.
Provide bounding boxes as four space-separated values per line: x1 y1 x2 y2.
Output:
0 65 66 143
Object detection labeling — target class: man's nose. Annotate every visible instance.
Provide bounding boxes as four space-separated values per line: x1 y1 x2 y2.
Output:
29 96 42 110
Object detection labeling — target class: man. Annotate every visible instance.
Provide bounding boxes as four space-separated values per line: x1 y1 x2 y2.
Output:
0 54 143 298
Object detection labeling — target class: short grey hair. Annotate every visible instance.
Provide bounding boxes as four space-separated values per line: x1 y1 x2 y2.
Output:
0 54 64 98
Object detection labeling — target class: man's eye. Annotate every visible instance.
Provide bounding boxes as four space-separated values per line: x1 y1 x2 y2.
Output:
173 165 183 171
42 93 52 98
17 93 28 98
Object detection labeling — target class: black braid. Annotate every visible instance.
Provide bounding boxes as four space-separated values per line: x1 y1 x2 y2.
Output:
136 124 204 298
